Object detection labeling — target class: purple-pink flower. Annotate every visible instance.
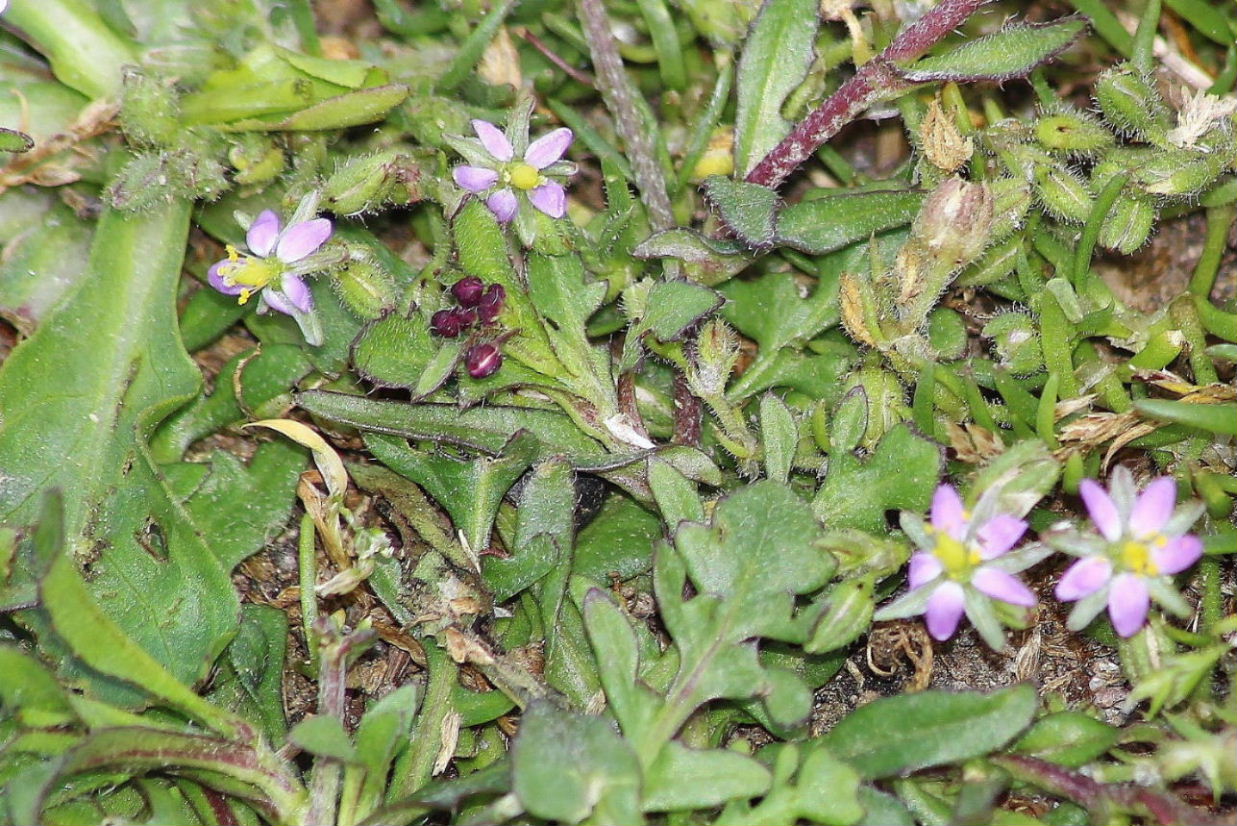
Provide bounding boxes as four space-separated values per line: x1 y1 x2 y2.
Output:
452 119 574 223
875 484 1042 649
207 207 332 345
1052 468 1204 638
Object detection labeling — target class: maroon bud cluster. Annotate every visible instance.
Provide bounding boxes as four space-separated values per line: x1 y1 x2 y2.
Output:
432 278 510 380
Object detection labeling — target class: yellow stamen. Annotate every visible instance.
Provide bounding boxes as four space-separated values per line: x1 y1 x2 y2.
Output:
1121 540 1158 576
507 161 542 191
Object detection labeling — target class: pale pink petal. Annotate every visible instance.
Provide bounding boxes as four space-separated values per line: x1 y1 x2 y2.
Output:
280 273 314 313
976 515 1027 559
472 119 513 161
207 260 245 296
275 218 332 263
908 552 943 590
453 165 499 193
1080 479 1122 542
973 567 1036 607
486 189 518 223
527 181 566 218
524 127 573 169
1129 477 1177 539
246 210 281 257
924 582 966 641
1151 535 1202 575
931 484 967 540
260 288 297 316
1055 556 1113 601
1108 572 1150 637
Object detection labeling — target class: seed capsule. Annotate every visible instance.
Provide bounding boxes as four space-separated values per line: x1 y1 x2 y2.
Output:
466 342 503 378
430 308 463 338
451 276 486 307
477 284 506 323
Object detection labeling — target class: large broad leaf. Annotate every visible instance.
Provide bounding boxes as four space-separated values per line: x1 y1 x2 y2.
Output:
512 702 642 825
0 201 239 697
814 424 942 534
823 684 1038 778
732 0 820 177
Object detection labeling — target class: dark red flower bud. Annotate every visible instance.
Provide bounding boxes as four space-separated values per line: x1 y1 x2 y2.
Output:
451 276 485 307
465 342 503 378
455 306 479 328
430 308 463 338
477 283 506 323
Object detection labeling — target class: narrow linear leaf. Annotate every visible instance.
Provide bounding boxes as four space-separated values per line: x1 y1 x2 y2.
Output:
897 17 1088 83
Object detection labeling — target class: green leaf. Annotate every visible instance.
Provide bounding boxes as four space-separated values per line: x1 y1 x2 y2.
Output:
0 200 94 336
824 684 1038 778
732 0 819 177
0 645 75 728
1012 711 1119 767
204 605 289 744
1134 399 1237 436
0 201 239 697
644 742 771 811
701 177 780 248
620 280 724 372
512 702 642 825
814 424 942 533
0 128 34 154
351 312 447 394
897 17 1088 83
775 190 925 254
483 458 576 600
574 493 662 583
631 229 753 285
350 684 422 818
367 432 539 553
289 715 357 763
759 394 797 484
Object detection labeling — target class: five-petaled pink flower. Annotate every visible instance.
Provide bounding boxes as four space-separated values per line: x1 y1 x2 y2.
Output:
207 208 332 345
1053 468 1203 637
453 119 574 223
876 484 1042 649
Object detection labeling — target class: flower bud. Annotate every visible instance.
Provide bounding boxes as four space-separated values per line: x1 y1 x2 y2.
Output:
431 309 463 338
333 255 397 319
1034 111 1114 154
1094 64 1171 145
1033 164 1093 224
921 96 973 173
120 67 180 146
465 342 503 378
1099 194 1155 254
322 149 423 216
1134 151 1225 197
477 283 506 323
842 367 908 446
228 136 286 186
983 312 1043 376
689 319 740 396
451 276 485 307
911 178 994 268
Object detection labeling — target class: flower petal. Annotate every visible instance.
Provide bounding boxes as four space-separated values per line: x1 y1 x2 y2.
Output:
1080 479 1122 542
924 582 965 641
1107 572 1150 637
1129 477 1177 539
207 259 245 296
1151 534 1202 575
972 567 1036 607
976 514 1027 559
275 218 332 263
524 127 573 169
908 552 943 590
280 273 314 313
930 484 967 540
472 119 513 162
486 189 518 223
246 210 281 257
453 165 499 193
527 181 566 218
260 288 297 316
1055 556 1113 601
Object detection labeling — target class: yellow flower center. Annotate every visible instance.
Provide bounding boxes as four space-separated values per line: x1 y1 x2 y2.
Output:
1121 540 1159 576
217 245 282 305
507 162 542 191
935 533 982 578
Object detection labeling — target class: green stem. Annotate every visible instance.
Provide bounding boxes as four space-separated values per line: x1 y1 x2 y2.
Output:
1170 296 1219 385
1131 0 1162 75
4 0 137 98
1072 173 1128 287
1188 205 1236 297
298 513 320 672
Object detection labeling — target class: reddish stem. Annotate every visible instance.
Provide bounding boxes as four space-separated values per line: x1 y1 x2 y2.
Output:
744 0 991 189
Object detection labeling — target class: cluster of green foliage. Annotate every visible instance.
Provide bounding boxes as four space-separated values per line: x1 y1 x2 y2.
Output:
0 0 1234 824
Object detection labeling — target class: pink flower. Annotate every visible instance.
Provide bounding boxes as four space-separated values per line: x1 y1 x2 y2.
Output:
876 484 1043 649
452 119 574 222
1053 468 1204 637
206 206 332 345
